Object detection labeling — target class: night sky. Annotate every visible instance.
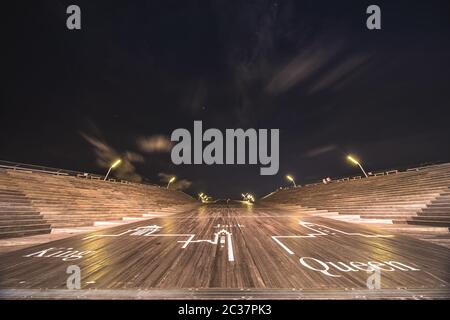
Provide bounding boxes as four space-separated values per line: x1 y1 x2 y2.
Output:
2 0 450 198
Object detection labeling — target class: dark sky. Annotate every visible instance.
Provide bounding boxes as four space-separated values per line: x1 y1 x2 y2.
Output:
2 0 450 198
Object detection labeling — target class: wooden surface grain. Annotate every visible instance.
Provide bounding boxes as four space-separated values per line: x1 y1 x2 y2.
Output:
0 202 449 297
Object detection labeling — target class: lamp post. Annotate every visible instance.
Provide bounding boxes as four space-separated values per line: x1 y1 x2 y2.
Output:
347 155 368 178
104 159 121 181
242 193 254 203
286 175 296 187
199 193 210 203
167 176 176 189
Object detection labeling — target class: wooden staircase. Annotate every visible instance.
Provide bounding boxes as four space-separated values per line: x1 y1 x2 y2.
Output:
0 173 51 238
262 163 450 229
405 188 450 228
0 168 196 238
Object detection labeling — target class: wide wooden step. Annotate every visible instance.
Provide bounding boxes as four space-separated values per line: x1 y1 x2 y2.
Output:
0 223 52 233
406 219 450 228
0 228 51 239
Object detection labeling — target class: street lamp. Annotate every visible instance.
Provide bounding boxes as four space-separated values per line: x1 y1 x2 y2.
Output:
167 176 176 189
286 175 296 187
347 155 368 178
104 159 121 180
199 193 210 203
242 193 255 203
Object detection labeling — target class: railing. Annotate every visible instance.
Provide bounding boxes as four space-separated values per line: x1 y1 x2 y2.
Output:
0 160 157 187
276 161 450 192
263 161 450 197
0 160 86 176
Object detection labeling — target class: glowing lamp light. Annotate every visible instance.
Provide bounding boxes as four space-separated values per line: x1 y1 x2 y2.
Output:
347 155 360 165
104 159 122 180
347 154 368 178
111 159 122 168
167 176 176 189
285 175 296 187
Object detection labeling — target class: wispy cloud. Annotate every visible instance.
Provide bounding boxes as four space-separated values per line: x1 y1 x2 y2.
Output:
305 144 337 157
307 54 371 94
137 135 172 153
81 132 143 182
266 41 343 95
124 151 145 163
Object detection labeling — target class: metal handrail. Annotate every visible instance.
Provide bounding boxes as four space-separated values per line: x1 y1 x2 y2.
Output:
0 160 91 176
301 161 450 188
0 160 161 187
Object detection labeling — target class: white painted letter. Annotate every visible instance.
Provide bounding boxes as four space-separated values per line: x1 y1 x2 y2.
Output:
385 261 420 271
299 257 341 277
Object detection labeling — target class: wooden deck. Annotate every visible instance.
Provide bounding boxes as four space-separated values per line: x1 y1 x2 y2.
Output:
1 202 449 299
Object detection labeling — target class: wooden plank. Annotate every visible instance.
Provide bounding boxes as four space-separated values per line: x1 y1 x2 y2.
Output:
0 203 449 297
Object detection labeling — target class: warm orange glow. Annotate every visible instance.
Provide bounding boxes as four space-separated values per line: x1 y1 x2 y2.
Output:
347 155 360 165
111 159 122 168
